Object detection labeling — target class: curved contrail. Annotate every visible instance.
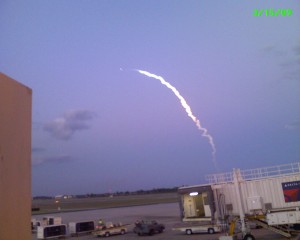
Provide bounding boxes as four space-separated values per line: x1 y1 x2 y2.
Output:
136 69 217 169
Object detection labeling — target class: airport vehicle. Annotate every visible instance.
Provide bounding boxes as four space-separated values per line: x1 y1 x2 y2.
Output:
37 224 67 239
133 220 165 236
173 222 221 235
32 216 62 232
93 222 127 237
69 220 95 236
178 162 300 240
31 219 39 232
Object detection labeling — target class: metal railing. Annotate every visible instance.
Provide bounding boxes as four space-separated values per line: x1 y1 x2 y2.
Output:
205 171 234 184
205 162 300 184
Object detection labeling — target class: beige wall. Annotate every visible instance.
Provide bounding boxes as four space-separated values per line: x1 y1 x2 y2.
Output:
0 73 32 240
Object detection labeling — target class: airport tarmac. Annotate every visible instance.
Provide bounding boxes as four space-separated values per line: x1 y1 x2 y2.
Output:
32 202 299 240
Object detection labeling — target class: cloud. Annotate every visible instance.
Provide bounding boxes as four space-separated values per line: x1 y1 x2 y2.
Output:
285 43 300 79
262 43 300 81
293 45 300 56
285 120 300 131
260 45 286 57
44 109 96 140
32 155 72 165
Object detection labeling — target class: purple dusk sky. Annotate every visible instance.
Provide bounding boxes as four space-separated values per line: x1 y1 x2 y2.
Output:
1 1 299 196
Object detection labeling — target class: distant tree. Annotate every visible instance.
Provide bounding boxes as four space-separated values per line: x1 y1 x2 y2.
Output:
33 196 53 200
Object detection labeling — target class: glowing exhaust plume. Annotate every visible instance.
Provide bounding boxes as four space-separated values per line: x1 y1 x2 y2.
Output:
136 69 217 168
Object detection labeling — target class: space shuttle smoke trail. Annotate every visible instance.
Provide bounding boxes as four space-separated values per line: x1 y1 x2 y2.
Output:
136 69 217 168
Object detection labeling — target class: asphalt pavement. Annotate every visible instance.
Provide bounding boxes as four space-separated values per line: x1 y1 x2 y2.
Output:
32 202 298 240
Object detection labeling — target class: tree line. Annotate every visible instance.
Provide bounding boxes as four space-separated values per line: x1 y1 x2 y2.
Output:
33 187 178 199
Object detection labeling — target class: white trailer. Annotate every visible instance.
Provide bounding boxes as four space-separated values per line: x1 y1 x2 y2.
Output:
178 162 300 239
69 220 95 236
37 224 67 239
41 216 62 226
32 216 62 232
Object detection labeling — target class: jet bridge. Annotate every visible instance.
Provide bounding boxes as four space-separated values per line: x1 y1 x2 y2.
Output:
178 184 215 222
178 162 300 239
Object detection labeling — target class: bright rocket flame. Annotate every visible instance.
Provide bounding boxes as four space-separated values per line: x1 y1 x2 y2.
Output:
136 69 217 168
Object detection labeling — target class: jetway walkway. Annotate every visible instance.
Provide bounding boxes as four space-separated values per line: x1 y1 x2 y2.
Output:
206 162 300 184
